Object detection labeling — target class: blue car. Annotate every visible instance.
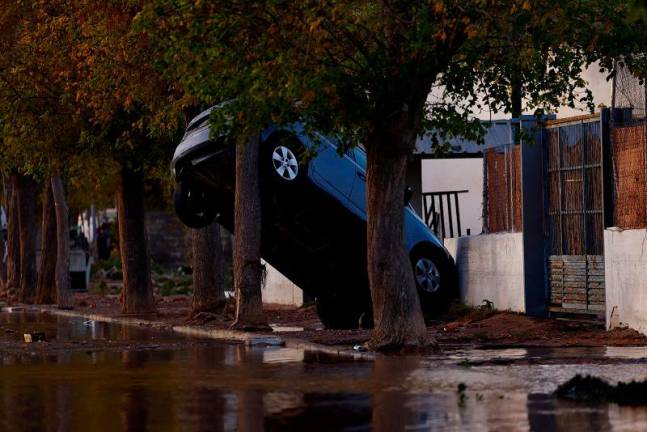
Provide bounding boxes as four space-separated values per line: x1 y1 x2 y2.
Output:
172 107 457 328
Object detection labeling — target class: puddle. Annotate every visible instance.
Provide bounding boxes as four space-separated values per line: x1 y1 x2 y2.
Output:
0 310 177 343
1 312 647 430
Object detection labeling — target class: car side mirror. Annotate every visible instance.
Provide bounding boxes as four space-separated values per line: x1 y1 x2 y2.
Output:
404 186 413 206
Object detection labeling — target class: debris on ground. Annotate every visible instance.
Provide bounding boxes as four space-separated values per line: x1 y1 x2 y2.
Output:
23 332 46 343
556 374 647 405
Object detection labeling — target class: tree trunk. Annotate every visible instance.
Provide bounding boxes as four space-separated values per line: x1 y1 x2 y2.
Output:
17 174 37 304
192 222 226 315
0 176 8 295
365 126 429 351
116 165 155 315
4 174 19 302
36 181 57 304
231 134 268 330
51 175 72 308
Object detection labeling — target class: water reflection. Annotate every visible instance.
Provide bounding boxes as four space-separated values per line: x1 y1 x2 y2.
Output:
2 313 647 430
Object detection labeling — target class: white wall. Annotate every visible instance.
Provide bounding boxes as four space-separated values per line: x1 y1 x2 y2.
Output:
445 233 526 312
421 158 483 237
262 261 303 307
604 229 647 333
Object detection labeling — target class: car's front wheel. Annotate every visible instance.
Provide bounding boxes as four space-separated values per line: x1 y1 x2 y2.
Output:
410 246 457 316
173 181 217 229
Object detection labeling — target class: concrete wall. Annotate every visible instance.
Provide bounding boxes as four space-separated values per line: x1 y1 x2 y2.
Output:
604 228 647 333
421 158 483 237
262 261 303 307
445 233 525 312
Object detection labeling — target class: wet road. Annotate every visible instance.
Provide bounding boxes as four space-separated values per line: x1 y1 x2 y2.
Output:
1 312 647 431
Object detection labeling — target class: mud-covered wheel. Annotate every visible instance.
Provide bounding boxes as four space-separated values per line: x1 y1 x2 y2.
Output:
173 181 216 229
410 246 458 316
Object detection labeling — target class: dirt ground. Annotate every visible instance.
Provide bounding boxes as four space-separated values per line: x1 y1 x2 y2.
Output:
68 293 647 349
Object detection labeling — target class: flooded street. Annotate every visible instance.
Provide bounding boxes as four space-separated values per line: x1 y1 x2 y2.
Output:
1 312 647 430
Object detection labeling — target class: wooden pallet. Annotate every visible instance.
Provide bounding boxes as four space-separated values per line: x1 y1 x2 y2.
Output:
548 255 605 314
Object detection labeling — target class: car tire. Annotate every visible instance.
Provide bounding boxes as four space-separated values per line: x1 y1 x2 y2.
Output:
262 133 308 186
173 181 217 229
410 246 458 316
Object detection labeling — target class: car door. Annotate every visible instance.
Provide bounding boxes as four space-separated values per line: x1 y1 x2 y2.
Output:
348 146 367 217
309 134 356 203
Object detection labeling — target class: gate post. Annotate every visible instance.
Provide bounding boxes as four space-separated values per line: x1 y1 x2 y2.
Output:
521 120 548 316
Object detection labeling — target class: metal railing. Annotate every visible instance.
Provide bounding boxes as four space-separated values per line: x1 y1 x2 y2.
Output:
422 190 468 239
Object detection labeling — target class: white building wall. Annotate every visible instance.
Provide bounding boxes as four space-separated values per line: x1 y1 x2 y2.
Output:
445 233 526 312
604 229 647 333
262 261 303 307
421 158 483 237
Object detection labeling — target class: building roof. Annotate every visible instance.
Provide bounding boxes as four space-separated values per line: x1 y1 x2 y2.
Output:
414 115 555 157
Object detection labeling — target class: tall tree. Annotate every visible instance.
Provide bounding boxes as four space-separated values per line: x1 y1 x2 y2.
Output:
115 166 154 314
36 182 57 304
191 222 226 315
66 1 189 314
17 175 38 304
232 134 267 329
4 174 20 302
51 175 72 308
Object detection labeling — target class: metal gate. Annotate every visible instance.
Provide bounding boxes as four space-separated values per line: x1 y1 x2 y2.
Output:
545 115 605 316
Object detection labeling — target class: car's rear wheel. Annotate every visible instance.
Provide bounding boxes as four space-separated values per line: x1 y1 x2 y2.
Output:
410 246 457 316
263 134 308 186
173 181 217 229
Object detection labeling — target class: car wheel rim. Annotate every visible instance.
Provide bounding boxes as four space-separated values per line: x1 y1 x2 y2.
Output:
415 258 441 294
272 146 299 180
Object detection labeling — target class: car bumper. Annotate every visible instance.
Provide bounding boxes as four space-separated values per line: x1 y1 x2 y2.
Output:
171 125 231 180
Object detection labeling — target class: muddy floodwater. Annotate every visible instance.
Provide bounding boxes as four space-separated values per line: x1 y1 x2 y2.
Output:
2 312 647 430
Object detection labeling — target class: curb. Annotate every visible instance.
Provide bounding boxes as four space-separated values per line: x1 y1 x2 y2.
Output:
3 306 374 360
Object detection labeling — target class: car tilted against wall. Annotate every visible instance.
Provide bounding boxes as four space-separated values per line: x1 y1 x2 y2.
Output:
171 107 457 329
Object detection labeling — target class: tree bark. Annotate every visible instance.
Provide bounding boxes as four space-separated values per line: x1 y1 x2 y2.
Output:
36 181 57 304
51 175 72 308
192 222 226 315
231 133 268 330
17 174 37 304
116 165 155 315
365 122 429 352
4 174 19 302
0 176 8 295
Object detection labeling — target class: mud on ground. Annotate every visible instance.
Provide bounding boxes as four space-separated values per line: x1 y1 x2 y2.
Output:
68 293 647 349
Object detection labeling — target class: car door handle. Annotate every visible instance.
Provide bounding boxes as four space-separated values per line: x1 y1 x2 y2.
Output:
357 172 366 181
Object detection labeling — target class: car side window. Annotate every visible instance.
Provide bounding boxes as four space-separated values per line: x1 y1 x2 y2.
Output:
353 146 366 171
